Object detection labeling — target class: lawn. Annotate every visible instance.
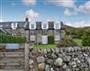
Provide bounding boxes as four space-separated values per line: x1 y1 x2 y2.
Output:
73 39 82 46
33 39 82 49
33 44 56 49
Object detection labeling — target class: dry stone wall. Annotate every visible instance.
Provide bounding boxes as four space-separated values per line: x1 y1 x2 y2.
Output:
29 47 90 71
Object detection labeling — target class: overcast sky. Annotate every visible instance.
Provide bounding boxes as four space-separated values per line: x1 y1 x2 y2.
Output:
0 0 90 27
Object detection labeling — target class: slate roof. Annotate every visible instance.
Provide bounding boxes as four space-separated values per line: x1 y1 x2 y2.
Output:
48 21 54 30
0 22 12 29
0 21 65 30
36 22 42 30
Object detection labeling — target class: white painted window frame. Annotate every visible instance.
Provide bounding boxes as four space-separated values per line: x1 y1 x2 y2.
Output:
29 22 36 30
54 21 61 29
42 22 48 29
11 22 17 30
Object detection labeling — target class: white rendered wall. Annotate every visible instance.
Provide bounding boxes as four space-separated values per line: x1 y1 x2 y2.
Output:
30 35 36 41
41 35 48 44
54 30 60 41
54 34 60 41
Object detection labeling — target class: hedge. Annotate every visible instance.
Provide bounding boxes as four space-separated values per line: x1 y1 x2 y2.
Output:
0 34 26 43
48 35 54 44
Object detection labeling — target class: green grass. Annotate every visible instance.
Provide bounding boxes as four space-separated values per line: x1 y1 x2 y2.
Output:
73 39 82 46
33 38 82 49
33 44 56 49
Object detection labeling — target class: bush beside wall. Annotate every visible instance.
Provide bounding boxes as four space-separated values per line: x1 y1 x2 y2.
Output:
57 35 78 47
48 35 54 44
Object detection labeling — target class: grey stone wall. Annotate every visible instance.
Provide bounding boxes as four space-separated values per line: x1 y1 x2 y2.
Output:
29 47 90 71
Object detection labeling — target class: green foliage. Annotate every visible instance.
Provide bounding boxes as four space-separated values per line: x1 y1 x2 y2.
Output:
65 27 90 39
0 34 26 43
66 28 83 38
73 39 82 46
34 44 56 49
82 30 90 46
65 26 90 46
57 35 78 47
48 35 54 44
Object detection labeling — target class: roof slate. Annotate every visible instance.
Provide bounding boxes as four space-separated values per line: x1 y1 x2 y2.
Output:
0 21 64 30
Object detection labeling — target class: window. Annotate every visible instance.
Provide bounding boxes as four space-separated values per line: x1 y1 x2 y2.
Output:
54 30 60 35
54 22 61 29
42 23 48 29
31 24 34 29
54 30 60 41
29 23 36 29
43 24 47 28
11 22 17 30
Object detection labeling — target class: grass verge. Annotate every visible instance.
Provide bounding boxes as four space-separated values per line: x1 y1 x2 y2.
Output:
33 44 56 49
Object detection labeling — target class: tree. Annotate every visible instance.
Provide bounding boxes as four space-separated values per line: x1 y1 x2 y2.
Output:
82 29 90 46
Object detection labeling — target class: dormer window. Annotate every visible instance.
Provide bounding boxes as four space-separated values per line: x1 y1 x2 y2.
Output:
11 22 17 30
43 24 47 28
29 22 36 30
54 21 61 29
42 22 48 29
31 24 34 28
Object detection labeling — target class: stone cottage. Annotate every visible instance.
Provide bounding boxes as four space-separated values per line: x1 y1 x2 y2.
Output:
0 18 65 44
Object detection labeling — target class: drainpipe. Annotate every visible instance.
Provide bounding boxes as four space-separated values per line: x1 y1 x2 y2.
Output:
29 29 30 43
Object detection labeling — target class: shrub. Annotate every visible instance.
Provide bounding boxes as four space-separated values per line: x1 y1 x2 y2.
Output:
0 34 26 43
82 32 90 46
48 35 54 44
57 35 78 47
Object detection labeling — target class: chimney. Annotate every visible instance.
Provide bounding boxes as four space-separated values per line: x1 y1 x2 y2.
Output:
25 17 29 22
